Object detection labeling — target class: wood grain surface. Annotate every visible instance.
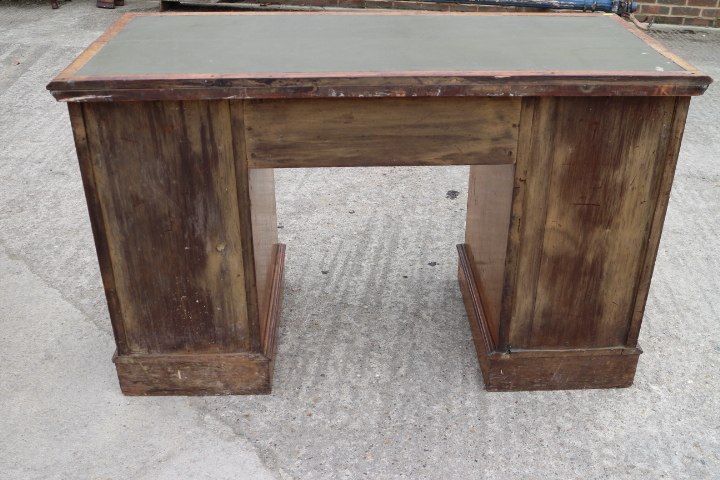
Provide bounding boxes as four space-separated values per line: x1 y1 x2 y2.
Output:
464 164 514 345
458 244 641 391
83 100 250 355
113 352 272 395
509 96 683 350
244 97 519 168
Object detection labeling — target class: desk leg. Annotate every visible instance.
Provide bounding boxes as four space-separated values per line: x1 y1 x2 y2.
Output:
461 96 690 390
69 100 283 395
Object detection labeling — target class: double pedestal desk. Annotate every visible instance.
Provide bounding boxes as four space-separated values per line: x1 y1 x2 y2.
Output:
48 12 711 394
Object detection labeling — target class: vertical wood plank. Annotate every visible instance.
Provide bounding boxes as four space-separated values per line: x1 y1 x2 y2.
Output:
464 164 515 346
625 96 690 347
69 102 129 355
512 96 679 349
229 99 263 352
505 97 556 350
83 100 250 354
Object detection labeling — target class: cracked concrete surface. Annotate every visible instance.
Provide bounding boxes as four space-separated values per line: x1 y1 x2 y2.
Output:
1 2 718 478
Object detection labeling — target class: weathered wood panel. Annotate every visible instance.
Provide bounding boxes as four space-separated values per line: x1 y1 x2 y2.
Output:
464 164 514 345
504 97 554 351
484 352 640 391
83 100 250 354
625 96 690 347
458 245 641 391
249 168 279 349
510 96 680 349
244 97 520 168
68 103 130 355
113 353 271 395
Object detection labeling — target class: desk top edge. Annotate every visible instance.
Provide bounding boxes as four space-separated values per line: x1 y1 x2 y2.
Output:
47 12 713 101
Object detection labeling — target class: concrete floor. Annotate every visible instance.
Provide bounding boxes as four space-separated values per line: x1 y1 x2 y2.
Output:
1 2 718 478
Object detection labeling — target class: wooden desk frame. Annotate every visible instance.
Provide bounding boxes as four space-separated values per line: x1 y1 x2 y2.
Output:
48 12 711 394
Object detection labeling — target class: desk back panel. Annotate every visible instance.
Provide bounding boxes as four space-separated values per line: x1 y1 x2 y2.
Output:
244 97 520 168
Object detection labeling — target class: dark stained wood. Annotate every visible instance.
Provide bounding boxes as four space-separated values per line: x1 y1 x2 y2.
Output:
464 164 515 345
54 12 710 394
244 97 519 168
626 96 691 347
514 96 681 350
229 100 262 353
484 352 640 391
458 244 641 391
504 96 554 351
68 102 129 355
83 100 250 354
113 352 272 395
262 244 285 389
47 75 711 103
113 244 285 394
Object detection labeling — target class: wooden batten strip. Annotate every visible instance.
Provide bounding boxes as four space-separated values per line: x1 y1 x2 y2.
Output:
69 103 130 355
229 100 262 353
113 351 272 395
261 244 285 358
625 96 691 347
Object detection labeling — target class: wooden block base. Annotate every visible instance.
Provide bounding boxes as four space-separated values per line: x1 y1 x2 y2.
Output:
113 352 273 395
113 244 286 396
457 244 642 391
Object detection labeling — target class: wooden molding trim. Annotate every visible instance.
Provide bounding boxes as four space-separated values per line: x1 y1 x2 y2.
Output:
261 244 286 359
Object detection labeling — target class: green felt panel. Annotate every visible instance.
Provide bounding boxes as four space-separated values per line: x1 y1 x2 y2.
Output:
77 14 683 77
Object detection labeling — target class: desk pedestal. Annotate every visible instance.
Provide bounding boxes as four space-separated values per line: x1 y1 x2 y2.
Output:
460 96 689 390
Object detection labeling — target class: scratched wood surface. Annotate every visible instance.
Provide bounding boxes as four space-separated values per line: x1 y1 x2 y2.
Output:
113 353 272 395
244 97 520 168
82 100 251 355
507 96 686 350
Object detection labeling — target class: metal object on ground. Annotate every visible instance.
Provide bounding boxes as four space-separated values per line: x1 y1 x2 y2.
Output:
424 0 636 14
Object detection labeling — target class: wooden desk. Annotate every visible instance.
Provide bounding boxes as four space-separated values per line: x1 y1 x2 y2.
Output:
48 12 711 394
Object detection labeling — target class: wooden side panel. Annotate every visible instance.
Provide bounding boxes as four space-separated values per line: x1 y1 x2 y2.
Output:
626 97 690 346
83 100 250 354
244 97 520 168
68 103 129 355
229 100 262 352
510 96 680 349
464 164 514 345
248 168 279 348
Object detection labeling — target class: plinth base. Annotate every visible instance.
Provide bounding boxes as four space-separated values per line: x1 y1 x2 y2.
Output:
457 244 642 391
